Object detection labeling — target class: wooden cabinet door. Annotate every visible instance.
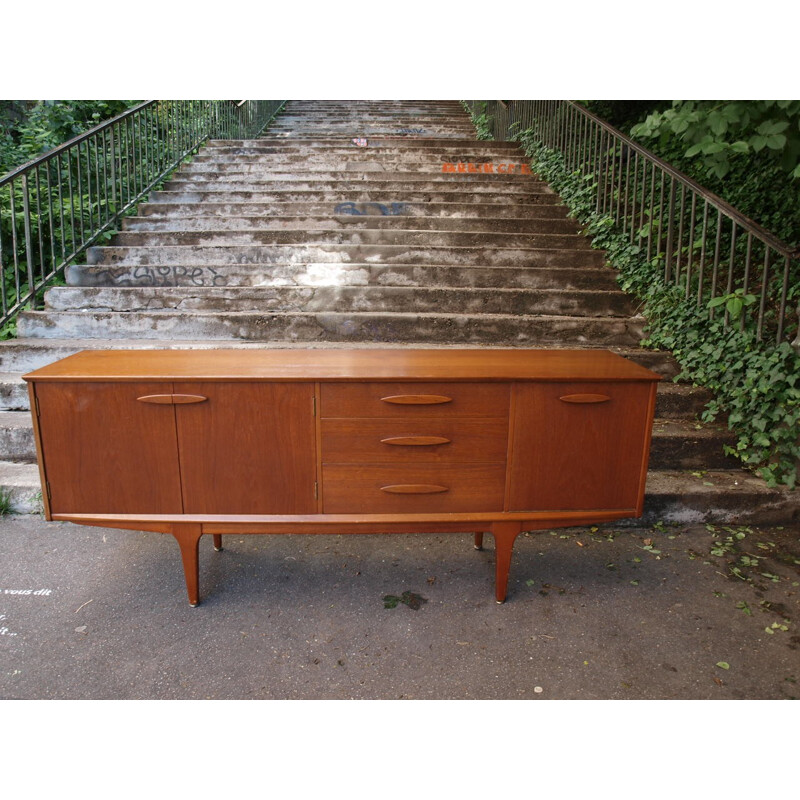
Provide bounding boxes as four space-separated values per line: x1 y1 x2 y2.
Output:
507 381 655 512
34 382 183 515
175 382 317 514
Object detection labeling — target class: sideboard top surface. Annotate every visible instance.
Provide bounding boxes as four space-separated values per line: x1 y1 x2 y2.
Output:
23 348 662 383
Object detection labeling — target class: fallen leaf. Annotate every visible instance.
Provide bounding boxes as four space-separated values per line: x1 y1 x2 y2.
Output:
716 661 730 670
713 677 723 686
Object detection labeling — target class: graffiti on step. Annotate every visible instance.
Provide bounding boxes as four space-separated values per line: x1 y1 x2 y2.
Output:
397 128 425 134
334 202 409 216
442 162 532 175
98 266 227 287
441 155 494 165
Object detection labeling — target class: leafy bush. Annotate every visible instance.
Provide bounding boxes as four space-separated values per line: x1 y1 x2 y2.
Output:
1 101 138 176
629 101 800 247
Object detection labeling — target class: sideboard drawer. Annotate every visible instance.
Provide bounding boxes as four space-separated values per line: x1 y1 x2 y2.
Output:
321 382 510 419
321 417 509 463
322 463 506 513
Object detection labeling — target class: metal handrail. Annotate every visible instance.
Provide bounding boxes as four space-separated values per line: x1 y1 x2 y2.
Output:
0 99 285 331
467 100 800 350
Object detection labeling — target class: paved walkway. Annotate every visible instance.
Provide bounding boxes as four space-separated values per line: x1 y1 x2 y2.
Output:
1 514 797 699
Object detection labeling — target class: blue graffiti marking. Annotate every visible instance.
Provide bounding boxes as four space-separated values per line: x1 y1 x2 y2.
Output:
334 202 409 216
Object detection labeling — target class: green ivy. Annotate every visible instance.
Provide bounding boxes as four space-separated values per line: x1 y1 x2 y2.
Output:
461 102 493 141
497 124 800 489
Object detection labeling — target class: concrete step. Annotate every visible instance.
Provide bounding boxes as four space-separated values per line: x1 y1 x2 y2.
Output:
262 131 476 140
163 172 544 186
177 161 539 175
265 114 473 124
81 244 606 269
652 382 714 419
149 189 564 206
263 123 477 133
191 151 529 165
106 229 593 251
66 262 621 291
209 136 520 146
0 373 30 411
272 107 468 115
639 470 800 526
16 309 646 346
136 202 573 220
271 113 472 121
43 285 637 318
0 412 36 461
0 461 43 514
120 215 583 235
648 419 738 470
264 123 474 132
205 140 523 154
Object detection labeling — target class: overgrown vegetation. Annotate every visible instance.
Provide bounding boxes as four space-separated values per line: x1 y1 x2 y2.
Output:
0 101 140 338
0 486 15 515
0 101 138 176
510 130 800 489
583 101 800 247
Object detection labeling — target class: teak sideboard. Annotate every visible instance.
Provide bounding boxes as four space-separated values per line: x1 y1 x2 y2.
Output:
24 348 660 606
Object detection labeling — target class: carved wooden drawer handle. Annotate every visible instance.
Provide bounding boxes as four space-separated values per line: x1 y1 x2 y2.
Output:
380 436 451 446
380 484 449 494
380 394 453 405
136 394 208 405
558 394 611 404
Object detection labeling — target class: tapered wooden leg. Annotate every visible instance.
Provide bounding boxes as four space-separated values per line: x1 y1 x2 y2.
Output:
474 532 484 550
213 534 223 552
171 523 204 607
492 522 522 604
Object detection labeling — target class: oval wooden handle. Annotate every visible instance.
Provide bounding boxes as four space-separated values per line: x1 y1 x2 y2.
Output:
380 436 451 446
380 484 449 494
558 394 611 404
136 394 208 405
380 394 453 405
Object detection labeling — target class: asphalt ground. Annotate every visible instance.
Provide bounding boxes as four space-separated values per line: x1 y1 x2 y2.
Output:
2 514 798 701
2 513 798 797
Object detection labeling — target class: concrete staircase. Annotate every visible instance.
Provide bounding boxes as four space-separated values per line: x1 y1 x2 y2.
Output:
3 100 798 523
